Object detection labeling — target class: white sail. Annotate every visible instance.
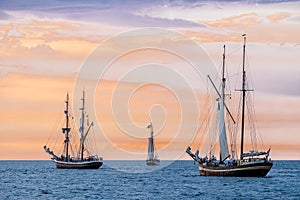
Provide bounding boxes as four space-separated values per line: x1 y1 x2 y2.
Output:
146 122 160 165
148 137 154 159
218 46 230 162
218 98 229 161
147 122 155 159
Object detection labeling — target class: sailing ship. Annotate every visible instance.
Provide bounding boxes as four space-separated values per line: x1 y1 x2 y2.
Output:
186 34 273 176
44 91 103 169
146 122 160 166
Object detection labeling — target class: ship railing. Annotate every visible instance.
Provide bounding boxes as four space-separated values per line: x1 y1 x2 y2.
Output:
241 151 267 158
85 155 103 161
239 158 266 166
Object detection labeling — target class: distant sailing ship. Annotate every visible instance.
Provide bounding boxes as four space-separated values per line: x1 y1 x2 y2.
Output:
146 122 160 166
186 35 273 176
44 91 103 169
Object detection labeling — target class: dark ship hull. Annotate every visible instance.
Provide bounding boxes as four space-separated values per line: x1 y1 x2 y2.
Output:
199 161 273 177
44 92 104 170
54 160 103 169
186 36 273 177
146 159 160 166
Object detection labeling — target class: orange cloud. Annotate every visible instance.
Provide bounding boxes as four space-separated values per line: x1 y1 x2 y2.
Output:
185 11 299 45
183 30 240 43
204 12 260 29
267 12 291 22
0 19 106 60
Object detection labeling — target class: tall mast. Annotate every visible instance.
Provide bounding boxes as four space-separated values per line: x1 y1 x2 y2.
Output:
218 45 229 162
220 45 227 161
80 91 85 161
63 93 71 162
222 45 226 103
240 34 247 159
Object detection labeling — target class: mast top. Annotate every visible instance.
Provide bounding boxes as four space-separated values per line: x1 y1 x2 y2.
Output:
147 122 153 138
65 92 69 103
242 34 247 71
222 44 226 81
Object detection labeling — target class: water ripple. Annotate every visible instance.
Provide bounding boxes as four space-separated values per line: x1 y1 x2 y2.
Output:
0 160 299 199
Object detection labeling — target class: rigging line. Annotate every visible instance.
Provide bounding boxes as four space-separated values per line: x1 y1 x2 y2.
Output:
196 93 211 149
92 126 98 155
232 92 242 158
210 105 219 156
226 109 234 156
246 93 255 150
85 137 89 156
245 51 255 91
248 92 262 151
69 120 78 157
257 122 265 150
204 96 218 156
58 141 64 157
198 108 211 152
197 82 215 150
226 72 242 79
198 104 209 151
45 103 65 146
226 113 232 154
226 66 232 96
227 46 243 56
73 130 80 156
243 69 258 152
234 50 243 91
52 118 64 150
70 141 76 158
196 80 209 149
88 137 94 156
250 93 265 150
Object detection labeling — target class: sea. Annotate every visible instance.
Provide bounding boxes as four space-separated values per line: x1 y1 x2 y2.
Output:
0 160 299 199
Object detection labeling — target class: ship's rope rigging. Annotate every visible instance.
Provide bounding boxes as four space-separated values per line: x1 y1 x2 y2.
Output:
196 77 215 153
45 98 95 158
198 44 267 159
83 127 98 156
199 75 219 157
196 77 214 151
231 47 265 154
45 102 65 149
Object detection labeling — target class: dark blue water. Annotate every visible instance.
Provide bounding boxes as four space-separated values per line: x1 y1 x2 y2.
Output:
1 160 299 199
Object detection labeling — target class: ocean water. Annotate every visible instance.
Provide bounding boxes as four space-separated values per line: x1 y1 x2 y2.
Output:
0 160 299 199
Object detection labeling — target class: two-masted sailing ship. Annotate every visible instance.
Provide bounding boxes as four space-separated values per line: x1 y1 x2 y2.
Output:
44 91 103 169
146 122 160 166
187 35 273 176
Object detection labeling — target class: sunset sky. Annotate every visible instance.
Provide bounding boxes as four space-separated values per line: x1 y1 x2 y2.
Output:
0 0 299 160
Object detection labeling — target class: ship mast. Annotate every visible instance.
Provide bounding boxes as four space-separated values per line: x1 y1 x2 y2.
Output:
222 45 226 108
239 34 256 159
80 91 85 161
240 34 247 159
147 122 154 159
62 93 71 162
220 45 226 162
218 45 230 162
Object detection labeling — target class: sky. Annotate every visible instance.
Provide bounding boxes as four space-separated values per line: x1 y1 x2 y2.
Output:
0 0 299 160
